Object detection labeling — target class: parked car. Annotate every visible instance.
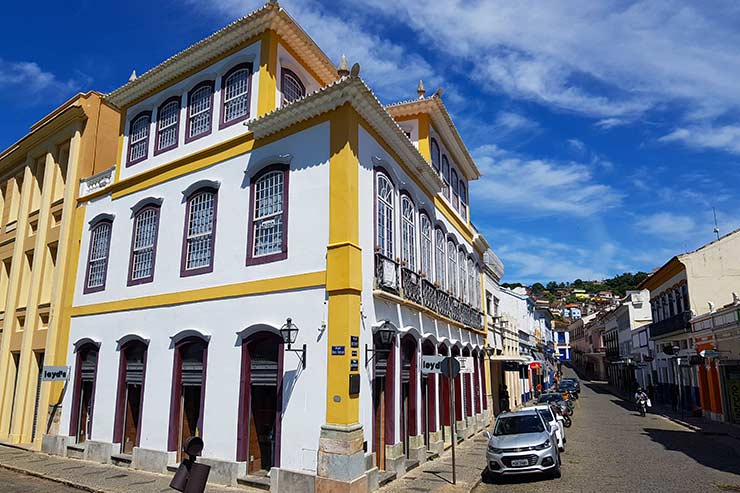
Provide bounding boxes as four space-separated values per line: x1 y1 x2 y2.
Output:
538 392 573 415
529 404 566 452
484 409 562 480
560 377 580 393
558 379 579 398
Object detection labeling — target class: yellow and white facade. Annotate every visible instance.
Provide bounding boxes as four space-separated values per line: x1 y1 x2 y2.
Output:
41 3 498 491
0 91 119 448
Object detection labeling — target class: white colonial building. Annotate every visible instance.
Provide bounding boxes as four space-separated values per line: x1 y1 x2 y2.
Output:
43 3 498 492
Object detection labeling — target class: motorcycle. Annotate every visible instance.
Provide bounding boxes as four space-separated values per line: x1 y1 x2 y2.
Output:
637 397 648 417
562 414 572 428
550 404 572 428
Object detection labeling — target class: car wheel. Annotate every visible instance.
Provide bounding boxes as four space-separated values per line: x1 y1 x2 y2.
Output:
481 468 498 483
551 456 562 479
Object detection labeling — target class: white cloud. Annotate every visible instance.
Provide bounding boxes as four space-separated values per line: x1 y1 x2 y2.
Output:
471 145 622 217
595 118 627 129
659 125 740 155
0 59 79 99
634 212 696 237
567 138 586 153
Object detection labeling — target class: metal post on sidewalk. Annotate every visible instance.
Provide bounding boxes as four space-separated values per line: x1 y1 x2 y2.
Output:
450 375 456 485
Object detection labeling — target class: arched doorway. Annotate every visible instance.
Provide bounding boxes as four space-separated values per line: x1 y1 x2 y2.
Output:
462 347 473 424
400 334 418 458
69 343 99 443
472 349 481 417
438 344 450 444
372 331 395 470
113 340 147 454
451 345 462 433
237 331 284 475
421 340 436 450
168 337 208 461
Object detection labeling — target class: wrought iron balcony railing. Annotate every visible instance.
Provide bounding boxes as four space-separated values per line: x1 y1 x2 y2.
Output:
374 253 483 331
648 311 692 339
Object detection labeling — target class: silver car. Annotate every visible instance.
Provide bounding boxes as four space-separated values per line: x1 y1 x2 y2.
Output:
485 409 561 479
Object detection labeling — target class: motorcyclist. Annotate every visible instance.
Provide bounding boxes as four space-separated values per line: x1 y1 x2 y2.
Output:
634 387 649 416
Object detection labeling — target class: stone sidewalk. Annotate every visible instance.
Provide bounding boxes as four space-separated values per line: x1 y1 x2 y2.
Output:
378 429 490 493
0 444 257 493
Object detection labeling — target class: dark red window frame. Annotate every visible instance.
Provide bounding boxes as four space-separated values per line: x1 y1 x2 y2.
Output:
153 96 181 156
126 111 152 167
127 204 161 286
246 164 289 266
83 217 113 294
430 138 440 172
281 68 306 104
236 331 284 465
451 168 459 210
68 343 99 441
112 340 148 448
441 155 450 199
180 187 218 277
219 63 253 130
167 337 208 452
185 80 215 144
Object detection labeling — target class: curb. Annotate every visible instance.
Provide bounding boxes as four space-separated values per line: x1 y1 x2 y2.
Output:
0 461 110 493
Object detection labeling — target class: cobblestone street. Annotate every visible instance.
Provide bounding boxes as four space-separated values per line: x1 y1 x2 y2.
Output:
475 374 740 493
0 468 83 492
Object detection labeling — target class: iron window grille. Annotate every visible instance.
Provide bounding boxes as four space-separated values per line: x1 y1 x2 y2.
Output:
127 112 151 166
84 220 112 293
155 98 180 155
247 164 289 265
220 63 253 129
181 188 217 276
128 206 160 285
281 68 306 104
186 81 215 142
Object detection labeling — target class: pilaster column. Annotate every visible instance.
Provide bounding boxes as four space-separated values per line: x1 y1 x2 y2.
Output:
257 29 279 117
317 104 366 492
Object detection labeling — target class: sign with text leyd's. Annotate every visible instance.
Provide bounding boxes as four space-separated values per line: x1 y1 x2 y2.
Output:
421 355 445 375
42 366 70 382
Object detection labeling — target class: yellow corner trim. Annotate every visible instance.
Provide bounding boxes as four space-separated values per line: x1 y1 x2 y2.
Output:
258 30 279 117
417 113 431 162
71 270 326 317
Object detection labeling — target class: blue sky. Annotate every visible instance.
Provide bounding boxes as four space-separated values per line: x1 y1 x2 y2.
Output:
2 0 739 284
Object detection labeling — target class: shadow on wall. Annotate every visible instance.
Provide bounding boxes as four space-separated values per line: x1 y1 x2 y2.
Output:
642 428 740 476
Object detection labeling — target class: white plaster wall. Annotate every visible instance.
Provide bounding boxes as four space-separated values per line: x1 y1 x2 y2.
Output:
681 233 740 313
75 122 330 306
61 287 328 470
119 42 261 181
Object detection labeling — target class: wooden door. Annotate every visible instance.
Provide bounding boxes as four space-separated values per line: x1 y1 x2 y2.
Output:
373 378 385 470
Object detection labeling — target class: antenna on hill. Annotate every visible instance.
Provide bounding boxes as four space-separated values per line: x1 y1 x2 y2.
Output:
713 207 720 240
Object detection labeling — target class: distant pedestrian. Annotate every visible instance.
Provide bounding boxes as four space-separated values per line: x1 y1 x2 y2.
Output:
499 384 510 412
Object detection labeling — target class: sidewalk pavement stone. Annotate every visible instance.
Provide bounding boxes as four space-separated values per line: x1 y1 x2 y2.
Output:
0 444 258 493
378 429 491 493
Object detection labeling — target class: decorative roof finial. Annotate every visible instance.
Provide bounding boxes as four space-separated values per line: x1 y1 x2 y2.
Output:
417 80 426 99
434 87 443 98
269 0 279 5
350 63 360 77
337 55 350 77
129 70 137 82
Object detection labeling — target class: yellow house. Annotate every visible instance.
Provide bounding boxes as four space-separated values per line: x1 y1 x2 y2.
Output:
0 92 118 448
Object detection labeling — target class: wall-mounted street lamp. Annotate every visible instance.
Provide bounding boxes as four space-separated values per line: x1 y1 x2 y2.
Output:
280 318 306 369
365 321 396 366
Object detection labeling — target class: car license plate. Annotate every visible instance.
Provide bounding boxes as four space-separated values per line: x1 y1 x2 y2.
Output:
511 459 529 467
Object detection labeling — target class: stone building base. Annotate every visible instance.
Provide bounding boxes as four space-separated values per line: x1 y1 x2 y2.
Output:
131 447 176 474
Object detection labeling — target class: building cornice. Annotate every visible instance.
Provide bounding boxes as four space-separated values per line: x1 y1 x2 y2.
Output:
105 2 337 109
385 96 481 181
248 76 444 194
638 256 685 292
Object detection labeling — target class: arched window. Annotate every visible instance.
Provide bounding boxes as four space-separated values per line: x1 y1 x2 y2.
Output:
420 214 432 277
127 112 151 166
431 139 440 173
186 81 214 142
85 219 112 293
221 64 252 128
459 180 468 218
441 155 450 199
247 165 289 265
155 97 180 154
128 205 160 285
435 228 446 288
181 188 217 276
400 195 416 269
281 68 306 104
458 248 467 301
376 172 394 258
451 169 459 210
467 258 475 307
681 284 690 310
447 239 457 296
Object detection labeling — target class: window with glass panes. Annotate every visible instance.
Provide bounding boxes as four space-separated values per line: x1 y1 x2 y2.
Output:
435 228 446 288
183 189 216 274
156 100 179 152
441 156 450 199
401 196 416 269
376 173 394 258
431 139 440 173
458 249 467 301
467 258 475 305
129 206 159 284
459 180 467 218
85 221 112 292
451 169 459 210
252 171 285 257
420 214 432 277
447 239 456 296
281 69 306 104
187 83 213 141
222 65 251 125
128 113 150 164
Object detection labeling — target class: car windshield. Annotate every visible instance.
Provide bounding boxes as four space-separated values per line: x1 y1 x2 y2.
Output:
494 415 545 436
537 407 554 422
559 382 575 389
538 394 563 403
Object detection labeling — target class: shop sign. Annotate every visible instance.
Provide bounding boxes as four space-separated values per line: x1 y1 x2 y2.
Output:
42 366 69 381
421 355 445 375
502 361 520 372
455 356 475 374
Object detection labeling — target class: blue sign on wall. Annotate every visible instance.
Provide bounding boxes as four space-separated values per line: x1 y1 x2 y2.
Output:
332 346 345 356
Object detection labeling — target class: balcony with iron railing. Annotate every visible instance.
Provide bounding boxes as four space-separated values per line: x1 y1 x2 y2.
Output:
374 252 484 331
648 311 692 339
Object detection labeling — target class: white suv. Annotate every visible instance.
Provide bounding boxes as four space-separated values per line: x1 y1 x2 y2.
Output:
530 404 565 452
